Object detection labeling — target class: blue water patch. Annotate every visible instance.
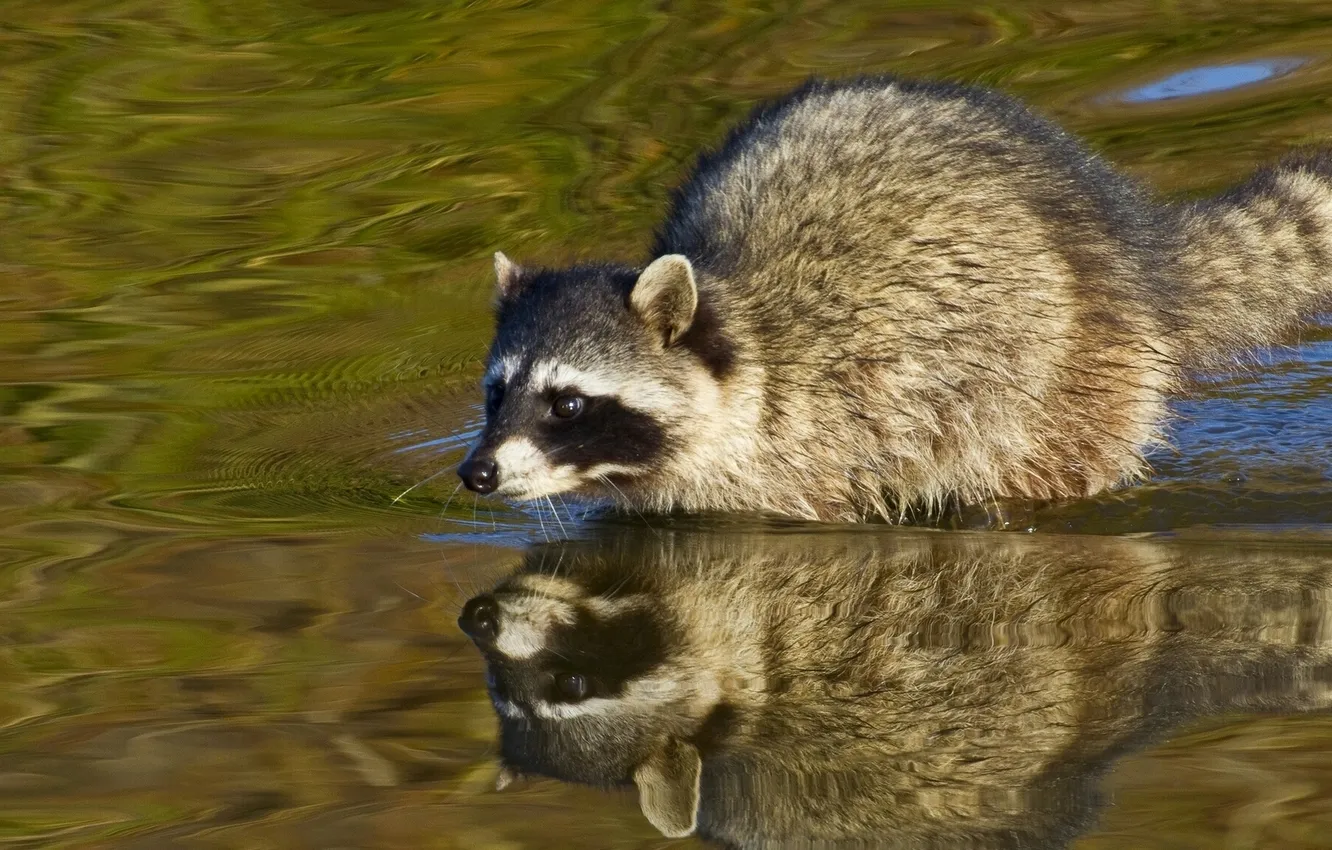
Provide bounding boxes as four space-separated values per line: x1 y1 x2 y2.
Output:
1153 338 1332 485
1122 59 1304 103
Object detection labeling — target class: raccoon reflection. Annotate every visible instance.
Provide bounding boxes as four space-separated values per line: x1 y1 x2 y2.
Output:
459 533 1332 848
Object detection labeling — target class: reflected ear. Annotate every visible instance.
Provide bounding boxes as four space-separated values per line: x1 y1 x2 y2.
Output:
495 763 521 791
633 738 702 838
630 255 698 346
494 251 524 300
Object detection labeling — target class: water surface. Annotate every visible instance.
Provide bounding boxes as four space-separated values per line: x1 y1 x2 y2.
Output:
2 0 1332 847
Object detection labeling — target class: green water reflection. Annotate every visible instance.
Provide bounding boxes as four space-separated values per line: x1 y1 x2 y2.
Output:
1 0 1331 846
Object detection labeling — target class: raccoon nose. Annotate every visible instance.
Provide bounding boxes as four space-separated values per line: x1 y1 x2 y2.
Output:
459 594 500 644
459 456 499 494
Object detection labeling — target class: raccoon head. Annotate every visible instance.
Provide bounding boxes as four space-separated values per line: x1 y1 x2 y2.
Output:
457 570 723 837
458 252 736 504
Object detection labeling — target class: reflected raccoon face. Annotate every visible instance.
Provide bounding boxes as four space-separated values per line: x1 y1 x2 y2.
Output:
457 573 686 785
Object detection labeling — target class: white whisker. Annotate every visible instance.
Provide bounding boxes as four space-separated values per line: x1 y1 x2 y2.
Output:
396 582 425 601
546 495 569 538
393 465 455 504
598 474 660 537
533 500 549 542
437 481 464 519
555 493 581 527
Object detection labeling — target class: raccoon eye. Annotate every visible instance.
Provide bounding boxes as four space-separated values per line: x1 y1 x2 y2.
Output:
551 395 585 419
554 672 590 702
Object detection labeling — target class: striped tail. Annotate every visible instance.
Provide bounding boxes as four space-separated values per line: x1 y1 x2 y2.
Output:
1174 152 1332 366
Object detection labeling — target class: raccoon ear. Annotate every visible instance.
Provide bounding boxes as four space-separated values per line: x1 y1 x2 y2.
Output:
633 738 702 838
630 255 697 346
493 251 524 301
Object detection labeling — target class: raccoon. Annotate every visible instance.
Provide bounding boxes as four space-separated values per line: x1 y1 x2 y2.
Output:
459 532 1332 848
457 75 1332 522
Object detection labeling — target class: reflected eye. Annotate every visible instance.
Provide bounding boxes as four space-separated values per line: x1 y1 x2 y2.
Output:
552 395 585 419
554 672 590 702
485 383 505 415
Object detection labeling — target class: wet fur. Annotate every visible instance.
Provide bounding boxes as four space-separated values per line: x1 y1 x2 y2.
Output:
482 76 1332 521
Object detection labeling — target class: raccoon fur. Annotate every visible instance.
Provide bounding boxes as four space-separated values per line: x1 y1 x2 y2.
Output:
458 75 1332 521
459 532 1332 848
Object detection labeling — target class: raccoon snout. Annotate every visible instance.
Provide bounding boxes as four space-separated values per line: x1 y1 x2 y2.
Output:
459 455 499 494
459 594 500 644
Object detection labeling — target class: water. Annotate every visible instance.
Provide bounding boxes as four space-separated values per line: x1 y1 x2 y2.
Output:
469 531 1332 848
1119 59 1307 104
1 0 1331 847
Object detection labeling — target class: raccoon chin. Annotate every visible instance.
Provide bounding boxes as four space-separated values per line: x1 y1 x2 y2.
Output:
501 466 648 514
501 483 609 515
493 471 586 504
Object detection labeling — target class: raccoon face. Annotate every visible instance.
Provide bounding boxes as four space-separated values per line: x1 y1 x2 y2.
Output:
458 253 735 503
458 571 712 837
